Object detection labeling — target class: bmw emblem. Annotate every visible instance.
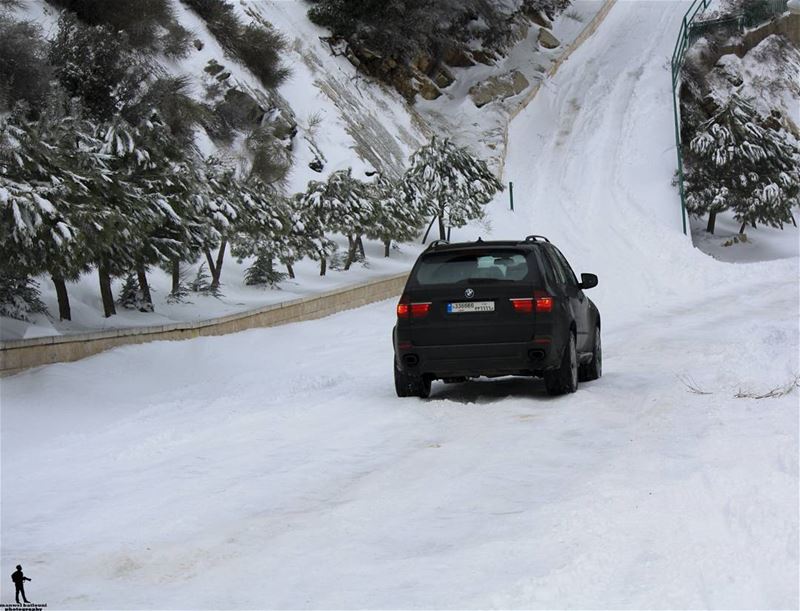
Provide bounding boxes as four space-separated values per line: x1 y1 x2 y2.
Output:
465 288 475 298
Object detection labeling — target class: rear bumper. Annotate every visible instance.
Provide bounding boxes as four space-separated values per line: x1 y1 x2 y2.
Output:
394 339 560 379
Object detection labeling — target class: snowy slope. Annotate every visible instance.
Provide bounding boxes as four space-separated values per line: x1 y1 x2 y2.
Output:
1 1 798 609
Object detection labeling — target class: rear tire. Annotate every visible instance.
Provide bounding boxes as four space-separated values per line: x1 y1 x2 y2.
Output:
545 332 578 396
579 326 602 382
394 359 431 398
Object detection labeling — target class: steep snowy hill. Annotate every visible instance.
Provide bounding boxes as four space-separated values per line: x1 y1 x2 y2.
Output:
1 1 798 609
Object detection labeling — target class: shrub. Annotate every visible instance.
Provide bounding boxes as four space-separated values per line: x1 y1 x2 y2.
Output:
181 0 288 90
45 0 192 56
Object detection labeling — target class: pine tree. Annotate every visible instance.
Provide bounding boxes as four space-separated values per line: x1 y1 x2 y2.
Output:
49 14 150 122
289 192 337 276
684 96 800 235
117 273 153 311
243 250 288 287
365 175 425 257
230 178 288 287
0 274 47 321
404 136 503 241
302 168 374 270
0 96 102 321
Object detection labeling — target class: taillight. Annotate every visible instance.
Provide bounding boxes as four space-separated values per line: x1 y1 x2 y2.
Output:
534 291 553 313
397 300 430 319
410 302 431 318
510 298 534 313
397 302 409 319
510 293 553 313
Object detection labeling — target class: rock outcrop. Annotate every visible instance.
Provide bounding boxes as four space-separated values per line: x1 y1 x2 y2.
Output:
469 70 530 108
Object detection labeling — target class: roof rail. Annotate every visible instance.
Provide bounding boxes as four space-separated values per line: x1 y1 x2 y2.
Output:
425 239 449 250
523 235 550 243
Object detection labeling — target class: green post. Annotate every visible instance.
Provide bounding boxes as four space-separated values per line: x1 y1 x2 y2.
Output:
509 181 514 211
672 73 688 236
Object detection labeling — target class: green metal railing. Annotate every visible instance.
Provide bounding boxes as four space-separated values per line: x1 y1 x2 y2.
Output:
670 0 788 235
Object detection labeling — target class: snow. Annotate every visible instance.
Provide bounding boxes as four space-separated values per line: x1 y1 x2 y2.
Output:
415 0 608 172
2 1 799 608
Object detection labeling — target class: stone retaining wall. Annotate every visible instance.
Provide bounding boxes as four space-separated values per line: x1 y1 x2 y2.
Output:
0 272 408 376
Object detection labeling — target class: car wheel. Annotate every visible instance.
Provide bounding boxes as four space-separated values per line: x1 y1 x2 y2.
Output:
545 332 578 396
579 326 602 382
394 359 431 398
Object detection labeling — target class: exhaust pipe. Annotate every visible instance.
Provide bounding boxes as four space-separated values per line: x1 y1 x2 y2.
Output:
403 354 420 368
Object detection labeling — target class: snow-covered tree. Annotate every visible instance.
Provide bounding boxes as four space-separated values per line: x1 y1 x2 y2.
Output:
404 136 503 241
0 274 46 321
684 96 800 234
49 14 150 122
230 180 288 288
287 192 337 276
200 157 253 292
302 168 374 270
0 14 52 114
365 175 424 257
0 98 101 321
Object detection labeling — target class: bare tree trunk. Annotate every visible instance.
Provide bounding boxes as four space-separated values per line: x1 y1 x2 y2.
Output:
210 239 227 289
356 235 365 258
171 258 180 295
98 264 116 318
437 215 446 241
319 257 327 276
739 221 747 234
52 275 71 321
344 236 357 271
706 211 717 234
286 263 295 279
203 248 217 278
384 239 391 258
421 215 436 244
136 262 153 312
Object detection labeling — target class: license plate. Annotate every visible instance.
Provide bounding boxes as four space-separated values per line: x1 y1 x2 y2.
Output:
447 301 495 314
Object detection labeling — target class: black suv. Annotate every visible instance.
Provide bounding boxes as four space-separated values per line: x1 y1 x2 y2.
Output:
393 236 601 398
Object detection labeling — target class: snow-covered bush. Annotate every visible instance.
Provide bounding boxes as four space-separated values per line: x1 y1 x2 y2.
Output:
117 273 153 312
0 275 46 321
46 0 192 57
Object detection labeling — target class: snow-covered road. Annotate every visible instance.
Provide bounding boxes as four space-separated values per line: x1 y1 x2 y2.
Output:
2 1 798 608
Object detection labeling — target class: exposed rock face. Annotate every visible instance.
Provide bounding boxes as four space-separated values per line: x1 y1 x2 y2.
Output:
417 77 443 100
442 47 476 67
471 49 498 65
432 65 455 89
527 9 553 29
320 4 568 102
469 70 530 108
538 28 561 49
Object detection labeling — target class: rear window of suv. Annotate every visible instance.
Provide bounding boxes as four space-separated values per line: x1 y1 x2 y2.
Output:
412 249 533 285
